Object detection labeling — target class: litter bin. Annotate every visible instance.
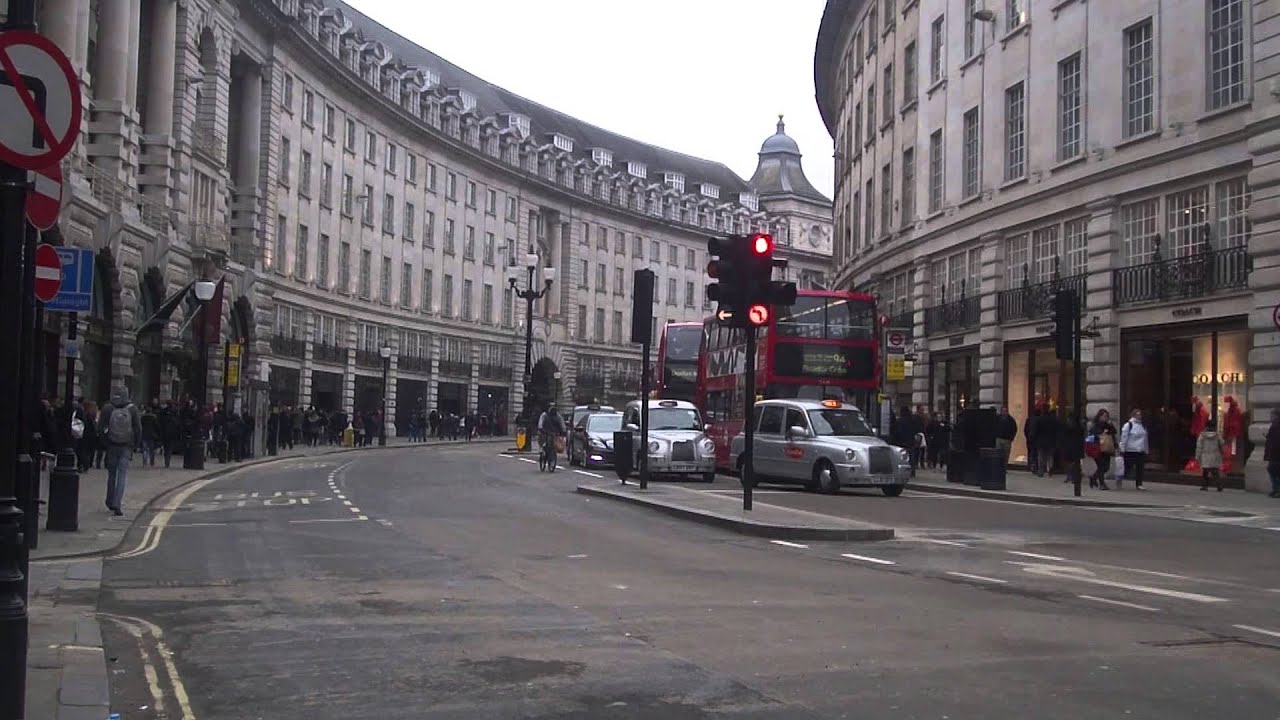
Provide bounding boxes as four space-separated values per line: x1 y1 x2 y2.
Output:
612 431 634 482
184 438 206 470
946 451 965 483
978 447 1007 490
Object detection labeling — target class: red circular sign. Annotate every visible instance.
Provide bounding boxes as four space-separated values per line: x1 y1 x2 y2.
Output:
0 31 83 171
33 242 62 302
26 163 63 230
748 304 770 326
1273 304 1280 332
888 332 905 347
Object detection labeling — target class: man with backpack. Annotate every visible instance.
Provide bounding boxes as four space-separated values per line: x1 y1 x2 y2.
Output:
99 386 142 516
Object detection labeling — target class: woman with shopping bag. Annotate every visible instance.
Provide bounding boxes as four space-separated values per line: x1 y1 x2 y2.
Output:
1089 409 1116 490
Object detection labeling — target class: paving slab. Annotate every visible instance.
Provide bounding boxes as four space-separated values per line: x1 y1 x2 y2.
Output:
577 481 894 541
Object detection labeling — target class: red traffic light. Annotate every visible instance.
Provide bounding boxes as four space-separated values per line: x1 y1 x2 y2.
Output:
751 233 773 256
747 303 770 326
706 260 719 279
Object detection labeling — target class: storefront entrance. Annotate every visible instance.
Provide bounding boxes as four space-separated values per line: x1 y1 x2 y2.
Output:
929 349 978 422
268 365 300 408
1005 343 1077 466
437 381 467 416
310 371 342 412
1121 319 1250 483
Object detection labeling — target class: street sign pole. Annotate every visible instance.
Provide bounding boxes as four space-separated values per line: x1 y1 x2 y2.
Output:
742 324 756 512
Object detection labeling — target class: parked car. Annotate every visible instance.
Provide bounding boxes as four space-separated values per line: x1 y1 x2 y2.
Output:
570 411 624 468
730 398 911 496
567 404 615 463
622 399 717 482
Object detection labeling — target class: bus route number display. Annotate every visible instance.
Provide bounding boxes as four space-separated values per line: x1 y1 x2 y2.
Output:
774 344 875 381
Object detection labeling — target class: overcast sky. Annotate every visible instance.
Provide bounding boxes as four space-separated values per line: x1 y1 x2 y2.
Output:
345 0 835 200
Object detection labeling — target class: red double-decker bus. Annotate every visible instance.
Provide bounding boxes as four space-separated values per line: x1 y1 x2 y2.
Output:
697 290 881 471
654 321 703 402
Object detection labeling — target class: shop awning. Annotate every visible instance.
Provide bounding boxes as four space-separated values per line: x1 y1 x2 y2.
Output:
135 280 194 339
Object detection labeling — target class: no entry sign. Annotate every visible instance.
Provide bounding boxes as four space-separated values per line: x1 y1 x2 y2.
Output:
33 242 62 302
0 31 82 171
26 162 63 230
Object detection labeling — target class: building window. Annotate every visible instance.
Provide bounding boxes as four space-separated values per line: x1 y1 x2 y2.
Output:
1166 186 1210 257
1216 177 1252 248
594 308 605 340
358 249 372 298
278 136 291 185
446 172 458 201
505 195 517 220
341 173 353 216
294 224 309 280
482 283 493 324
338 241 351 292
462 279 473 320
442 274 453 317
1124 20 1155 137
504 237 515 266
930 15 945 84
320 162 332 207
502 287 513 326
317 233 330 288
613 311 623 344
361 184 374 225
466 180 477 208
426 163 437 192
382 193 395 234
1058 53 1084 161
685 281 695 308
1063 217 1089 277
364 131 377 163
668 244 678 266
298 150 311 196
864 177 875 244
964 0 977 58
928 129 944 213
882 64 894 125
633 235 644 258
650 239 660 261
444 218 455 255
403 202 415 240
1005 234 1029 287
324 104 335 139
486 188 497 215
379 255 392 303
385 143 397 174
274 214 287 272
281 74 293 110
343 118 356 151
400 262 413 307
901 147 915 225
1208 0 1247 109
868 6 878 51
866 84 876 142
597 226 608 250
484 232 495 265
1031 226 1060 284
667 278 677 306
406 154 417 184
596 263 606 292
1007 0 1026 31
614 267 624 295
903 41 917 104
962 106 980 198
423 210 435 247
579 259 589 288
854 102 862 148
1004 82 1025 181
421 269 433 312
464 225 476 260
880 162 893 234
1121 198 1160 264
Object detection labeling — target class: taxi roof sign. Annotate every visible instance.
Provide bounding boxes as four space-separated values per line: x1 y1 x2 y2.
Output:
658 400 679 407
821 399 842 409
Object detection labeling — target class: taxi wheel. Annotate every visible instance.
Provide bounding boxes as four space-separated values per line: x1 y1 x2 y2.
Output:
700 472 715 483
814 461 841 495
881 485 905 497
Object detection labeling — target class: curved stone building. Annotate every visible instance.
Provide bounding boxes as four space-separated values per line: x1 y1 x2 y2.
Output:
815 0 1278 491
37 0 832 435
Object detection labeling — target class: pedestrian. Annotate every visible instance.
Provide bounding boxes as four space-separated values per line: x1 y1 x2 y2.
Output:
995 405 1017 467
1265 408 1280 498
98 387 142 516
1034 408 1059 478
1089 409 1116 490
1118 408 1149 490
1024 407 1040 476
140 402 159 466
1195 419 1225 492
159 401 180 467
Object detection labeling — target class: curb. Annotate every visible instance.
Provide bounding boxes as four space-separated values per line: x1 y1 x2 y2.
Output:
35 437 510 562
575 484 895 542
907 482 1175 509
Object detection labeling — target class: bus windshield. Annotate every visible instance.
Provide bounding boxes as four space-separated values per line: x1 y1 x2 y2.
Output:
807 409 875 437
665 325 701 362
776 296 876 341
649 408 702 431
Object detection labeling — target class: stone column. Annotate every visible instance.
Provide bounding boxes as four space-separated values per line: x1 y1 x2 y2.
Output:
342 323 357 412
238 67 264 190
300 312 316 408
94 0 132 103
977 232 1005 408
469 344 480 415
910 259 932 410
143 0 178 136
125 0 142 105
1245 124 1280 493
39 0 82 62
1083 197 1122 421
89 0 141 182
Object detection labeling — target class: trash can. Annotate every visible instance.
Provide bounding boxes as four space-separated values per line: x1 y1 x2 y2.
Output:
516 427 529 452
612 431 634 482
184 439 206 470
978 447 1007 490
946 451 964 483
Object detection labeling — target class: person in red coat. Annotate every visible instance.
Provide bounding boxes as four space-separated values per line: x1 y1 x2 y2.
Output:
1185 395 1210 472
1221 395 1244 473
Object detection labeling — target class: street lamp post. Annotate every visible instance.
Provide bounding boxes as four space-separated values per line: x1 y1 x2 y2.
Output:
507 248 555 450
184 280 217 470
379 344 392 446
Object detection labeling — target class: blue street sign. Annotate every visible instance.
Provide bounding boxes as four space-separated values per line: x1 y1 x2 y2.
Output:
46 246 94 312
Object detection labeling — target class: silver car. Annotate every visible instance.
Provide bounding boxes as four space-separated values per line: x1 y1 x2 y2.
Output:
622 399 717 482
730 398 911 496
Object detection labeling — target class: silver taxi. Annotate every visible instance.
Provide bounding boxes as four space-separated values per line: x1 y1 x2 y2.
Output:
730 398 911 496
623 399 717 482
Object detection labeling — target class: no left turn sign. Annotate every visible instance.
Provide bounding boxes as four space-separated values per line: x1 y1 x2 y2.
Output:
0 31 82 171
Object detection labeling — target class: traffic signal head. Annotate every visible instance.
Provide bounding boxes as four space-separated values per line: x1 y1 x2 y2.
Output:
747 303 770 327
707 235 746 316
1053 289 1077 361
751 233 773 257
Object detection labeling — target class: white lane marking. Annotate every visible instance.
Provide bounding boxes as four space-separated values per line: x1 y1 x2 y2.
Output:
1014 563 1231 604
376 518 393 526
1233 624 1280 640
499 454 514 458
101 614 196 720
916 538 970 547
567 554 589 559
946 571 1007 584
166 523 228 528
840 553 895 566
288 517 367 524
1109 566 1191 581
357 515 368 521
770 540 810 549
1265 527 1280 532
1078 594 1160 613
574 469 604 478
518 457 538 464
341 500 353 506
348 506 362 514
1009 551 1068 561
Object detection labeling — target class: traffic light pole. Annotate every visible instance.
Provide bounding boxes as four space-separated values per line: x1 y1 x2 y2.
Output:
639 339 650 490
742 324 756 512
1071 291 1083 498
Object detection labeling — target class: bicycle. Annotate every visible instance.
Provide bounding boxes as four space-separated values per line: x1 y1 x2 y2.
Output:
538 434 560 472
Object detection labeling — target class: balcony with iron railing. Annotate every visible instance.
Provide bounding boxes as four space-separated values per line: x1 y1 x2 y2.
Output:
479 363 510 381
314 343 347 365
1113 233 1251 307
438 359 472 378
270 335 305 359
354 349 385 369
887 309 914 330
399 354 431 373
998 262 1088 324
923 280 981 335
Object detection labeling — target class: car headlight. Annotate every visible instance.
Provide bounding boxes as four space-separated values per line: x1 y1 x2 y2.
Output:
897 448 911 463
699 438 716 455
648 440 662 454
845 448 860 464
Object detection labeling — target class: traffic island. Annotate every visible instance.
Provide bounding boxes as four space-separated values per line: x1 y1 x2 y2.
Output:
576 482 894 541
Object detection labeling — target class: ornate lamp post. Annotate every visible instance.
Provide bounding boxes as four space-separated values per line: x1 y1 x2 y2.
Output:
379 344 392 446
507 247 555 448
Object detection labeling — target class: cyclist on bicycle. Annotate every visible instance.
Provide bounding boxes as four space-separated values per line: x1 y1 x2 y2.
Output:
537 403 567 460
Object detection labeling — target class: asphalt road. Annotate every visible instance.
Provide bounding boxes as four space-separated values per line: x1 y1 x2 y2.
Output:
99 446 1280 719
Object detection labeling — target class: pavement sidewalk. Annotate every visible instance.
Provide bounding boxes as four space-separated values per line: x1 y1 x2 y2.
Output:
577 481 895 541
25 434 507 719
910 465 1280 513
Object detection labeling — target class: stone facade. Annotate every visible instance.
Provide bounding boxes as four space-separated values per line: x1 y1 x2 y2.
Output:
816 0 1280 491
36 0 833 439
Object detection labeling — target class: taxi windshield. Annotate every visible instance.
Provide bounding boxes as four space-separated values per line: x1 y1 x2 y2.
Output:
649 408 702 431
807 409 875 437
587 414 623 432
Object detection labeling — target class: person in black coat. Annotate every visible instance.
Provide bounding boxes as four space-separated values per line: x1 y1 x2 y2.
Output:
1025 408 1041 476
159 401 181 467
1034 409 1059 477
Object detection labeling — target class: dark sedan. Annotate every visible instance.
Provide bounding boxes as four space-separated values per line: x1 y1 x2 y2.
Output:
570 412 624 468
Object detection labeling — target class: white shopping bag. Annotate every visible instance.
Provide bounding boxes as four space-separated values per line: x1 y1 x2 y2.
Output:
1113 454 1125 480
